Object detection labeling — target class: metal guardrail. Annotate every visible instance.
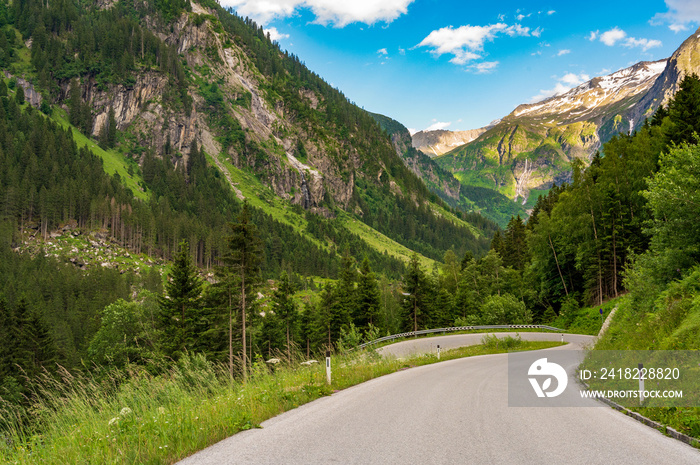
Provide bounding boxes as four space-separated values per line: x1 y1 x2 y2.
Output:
357 324 565 349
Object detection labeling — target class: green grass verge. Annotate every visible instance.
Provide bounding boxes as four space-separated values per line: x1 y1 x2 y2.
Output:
0 339 561 464
588 269 700 441
551 298 621 336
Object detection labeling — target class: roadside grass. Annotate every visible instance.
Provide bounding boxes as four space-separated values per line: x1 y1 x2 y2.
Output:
588 271 700 442
551 297 621 336
0 339 561 464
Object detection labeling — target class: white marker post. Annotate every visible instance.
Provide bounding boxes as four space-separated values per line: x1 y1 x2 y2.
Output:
561 334 564 343
638 362 644 406
326 351 331 385
437 344 441 360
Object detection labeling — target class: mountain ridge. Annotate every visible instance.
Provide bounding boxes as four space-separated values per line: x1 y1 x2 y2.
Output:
424 29 700 205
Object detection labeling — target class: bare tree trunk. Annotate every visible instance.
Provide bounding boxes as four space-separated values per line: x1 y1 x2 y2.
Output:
548 233 568 296
241 270 247 382
228 286 233 380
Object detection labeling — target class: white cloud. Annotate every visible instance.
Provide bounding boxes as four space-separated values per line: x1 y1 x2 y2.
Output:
417 24 507 64
530 72 590 103
594 27 662 52
557 49 571 56
408 127 418 135
669 23 689 32
505 24 532 37
417 22 536 66
470 61 499 74
561 72 590 86
221 0 415 27
516 13 531 21
377 48 388 55
623 37 662 51
398 47 406 55
547 10 556 15
425 121 452 131
600 27 627 46
588 31 599 41
652 0 700 32
264 27 290 42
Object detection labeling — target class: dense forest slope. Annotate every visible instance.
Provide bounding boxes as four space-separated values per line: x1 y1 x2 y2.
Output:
0 0 496 270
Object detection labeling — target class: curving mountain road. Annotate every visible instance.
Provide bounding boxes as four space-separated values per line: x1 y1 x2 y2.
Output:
178 333 700 465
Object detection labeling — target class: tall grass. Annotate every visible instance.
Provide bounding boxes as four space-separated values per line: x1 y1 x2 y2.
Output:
0 339 561 464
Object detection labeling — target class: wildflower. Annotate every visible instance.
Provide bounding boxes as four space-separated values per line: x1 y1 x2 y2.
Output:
108 417 119 426
157 407 166 415
120 407 132 416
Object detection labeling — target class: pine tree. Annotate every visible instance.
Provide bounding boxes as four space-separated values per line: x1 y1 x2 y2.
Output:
81 101 92 135
68 78 81 127
158 240 203 359
272 271 296 361
13 85 23 106
401 253 430 332
503 215 528 270
490 230 505 257
355 257 381 329
107 106 117 147
667 73 700 145
220 201 262 380
332 251 355 340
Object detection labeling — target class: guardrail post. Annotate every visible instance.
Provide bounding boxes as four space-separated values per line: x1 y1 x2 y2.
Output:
437 344 440 360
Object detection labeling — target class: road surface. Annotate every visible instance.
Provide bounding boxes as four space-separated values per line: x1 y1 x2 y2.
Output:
178 333 700 464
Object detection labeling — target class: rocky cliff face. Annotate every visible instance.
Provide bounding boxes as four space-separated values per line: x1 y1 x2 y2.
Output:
65 1 372 214
411 128 488 157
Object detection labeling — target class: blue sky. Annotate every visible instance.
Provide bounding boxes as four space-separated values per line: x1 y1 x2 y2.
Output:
220 0 700 132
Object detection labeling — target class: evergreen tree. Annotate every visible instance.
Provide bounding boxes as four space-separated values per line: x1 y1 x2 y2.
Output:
401 253 430 332
80 101 92 135
332 250 355 338
221 201 262 379
100 106 117 149
13 85 23 106
503 215 528 270
272 271 296 361
355 257 381 329
158 240 203 359
68 78 81 127
490 230 505 257
667 73 700 145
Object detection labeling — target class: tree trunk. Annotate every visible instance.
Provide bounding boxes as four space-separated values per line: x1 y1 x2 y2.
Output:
548 233 568 296
228 286 233 380
241 269 247 382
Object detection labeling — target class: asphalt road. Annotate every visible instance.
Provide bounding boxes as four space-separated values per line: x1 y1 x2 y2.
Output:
178 333 700 465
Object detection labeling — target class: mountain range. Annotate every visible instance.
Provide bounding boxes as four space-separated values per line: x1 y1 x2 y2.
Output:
413 28 700 208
